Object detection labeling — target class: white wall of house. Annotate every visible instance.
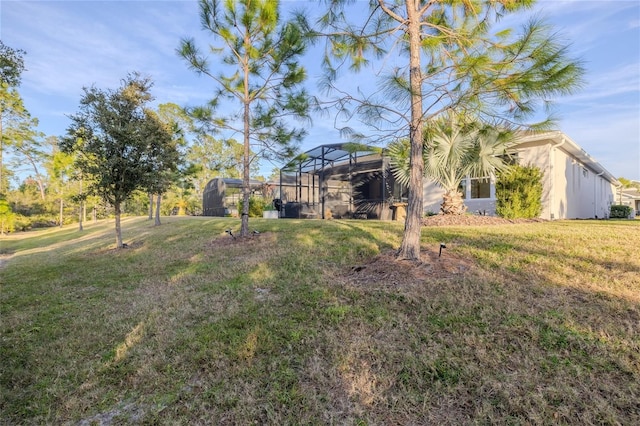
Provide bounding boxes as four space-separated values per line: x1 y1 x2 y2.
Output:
421 132 618 219
422 177 497 216
516 135 617 220
620 188 640 217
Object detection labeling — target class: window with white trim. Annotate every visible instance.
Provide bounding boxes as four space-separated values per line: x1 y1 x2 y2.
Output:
470 177 491 199
459 176 492 199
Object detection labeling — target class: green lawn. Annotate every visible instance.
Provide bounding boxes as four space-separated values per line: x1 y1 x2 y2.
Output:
1 217 638 424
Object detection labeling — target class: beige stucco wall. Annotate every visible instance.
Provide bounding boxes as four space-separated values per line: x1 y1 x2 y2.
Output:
512 139 615 219
421 136 617 219
422 177 497 216
422 179 444 214
514 143 553 219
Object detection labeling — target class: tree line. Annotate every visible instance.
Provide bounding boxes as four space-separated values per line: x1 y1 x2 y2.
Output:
2 0 591 258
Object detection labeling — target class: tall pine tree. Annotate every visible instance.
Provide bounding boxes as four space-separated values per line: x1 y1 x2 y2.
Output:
317 0 584 260
179 0 310 237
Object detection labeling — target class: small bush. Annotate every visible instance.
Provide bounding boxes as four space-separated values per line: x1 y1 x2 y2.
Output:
12 214 32 232
610 205 632 219
238 197 266 218
496 164 543 219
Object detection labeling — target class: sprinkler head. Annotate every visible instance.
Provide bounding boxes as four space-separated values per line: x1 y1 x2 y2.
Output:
439 243 446 257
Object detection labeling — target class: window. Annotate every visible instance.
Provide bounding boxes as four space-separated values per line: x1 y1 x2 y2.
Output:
470 177 491 199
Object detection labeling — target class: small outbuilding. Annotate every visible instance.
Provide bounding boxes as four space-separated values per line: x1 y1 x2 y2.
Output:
202 178 265 217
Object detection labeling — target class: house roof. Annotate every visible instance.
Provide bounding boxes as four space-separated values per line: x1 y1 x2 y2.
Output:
513 131 620 186
206 178 264 189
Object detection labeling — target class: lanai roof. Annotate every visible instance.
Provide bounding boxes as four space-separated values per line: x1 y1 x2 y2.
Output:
282 143 383 174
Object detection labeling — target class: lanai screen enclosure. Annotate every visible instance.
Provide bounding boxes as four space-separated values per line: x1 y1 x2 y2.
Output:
278 143 408 220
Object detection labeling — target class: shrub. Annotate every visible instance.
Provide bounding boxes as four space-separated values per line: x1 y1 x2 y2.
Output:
0 198 16 233
496 164 543 219
238 196 266 218
610 205 632 219
12 214 32 232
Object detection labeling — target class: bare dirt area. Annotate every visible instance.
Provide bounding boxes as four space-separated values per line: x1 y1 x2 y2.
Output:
343 246 477 293
421 214 546 227
342 215 543 289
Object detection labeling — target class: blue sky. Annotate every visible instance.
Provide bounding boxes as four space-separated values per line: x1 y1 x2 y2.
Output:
2 0 639 180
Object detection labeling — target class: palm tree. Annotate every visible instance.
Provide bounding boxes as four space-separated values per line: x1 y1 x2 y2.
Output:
389 114 514 215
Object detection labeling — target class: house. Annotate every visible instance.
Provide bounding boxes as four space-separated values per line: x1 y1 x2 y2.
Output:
280 132 619 220
619 186 640 217
423 131 620 219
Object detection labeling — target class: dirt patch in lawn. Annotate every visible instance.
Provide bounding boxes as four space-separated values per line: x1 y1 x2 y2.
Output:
344 246 477 291
207 231 277 248
344 215 535 288
421 214 546 227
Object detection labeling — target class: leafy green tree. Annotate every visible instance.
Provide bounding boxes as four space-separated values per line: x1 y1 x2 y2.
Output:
179 0 310 236
496 163 543 219
187 136 254 190
0 41 26 196
389 114 513 215
1 86 33 197
0 41 26 87
8 122 47 200
61 73 175 248
0 196 15 234
45 136 77 228
153 103 252 215
318 0 584 260
143 107 183 226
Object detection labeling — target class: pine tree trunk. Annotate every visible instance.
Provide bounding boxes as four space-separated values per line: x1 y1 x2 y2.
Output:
154 193 161 226
240 55 251 237
396 3 424 262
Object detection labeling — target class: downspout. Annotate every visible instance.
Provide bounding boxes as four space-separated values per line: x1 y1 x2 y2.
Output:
549 136 566 220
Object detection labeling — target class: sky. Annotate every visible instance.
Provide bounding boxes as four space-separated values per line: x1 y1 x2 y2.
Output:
1 0 639 181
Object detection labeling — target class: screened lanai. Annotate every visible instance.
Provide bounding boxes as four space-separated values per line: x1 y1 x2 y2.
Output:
278 143 408 220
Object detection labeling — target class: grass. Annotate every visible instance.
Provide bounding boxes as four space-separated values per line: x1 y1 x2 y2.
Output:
1 216 639 425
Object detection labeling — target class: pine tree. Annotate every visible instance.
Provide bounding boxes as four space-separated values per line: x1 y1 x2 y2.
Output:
179 0 310 237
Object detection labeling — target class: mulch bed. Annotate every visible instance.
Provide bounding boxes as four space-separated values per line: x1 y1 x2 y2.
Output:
421 214 546 227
